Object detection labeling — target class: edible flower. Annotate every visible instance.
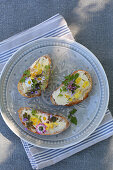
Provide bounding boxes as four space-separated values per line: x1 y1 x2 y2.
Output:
74 90 81 99
37 76 45 83
76 77 82 84
82 81 89 88
41 115 48 123
36 123 46 134
25 77 33 87
30 117 38 126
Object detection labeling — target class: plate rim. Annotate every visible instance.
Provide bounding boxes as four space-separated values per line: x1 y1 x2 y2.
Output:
0 37 109 149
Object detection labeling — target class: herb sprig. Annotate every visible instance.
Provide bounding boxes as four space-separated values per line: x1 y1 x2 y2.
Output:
20 69 30 83
68 108 77 125
58 73 80 97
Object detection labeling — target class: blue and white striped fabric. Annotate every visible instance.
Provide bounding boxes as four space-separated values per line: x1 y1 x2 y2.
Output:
0 14 113 170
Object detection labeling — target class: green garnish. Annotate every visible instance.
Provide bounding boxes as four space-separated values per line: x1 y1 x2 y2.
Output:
70 116 77 125
68 108 77 126
68 115 71 119
31 109 37 115
23 69 30 76
26 121 33 128
62 86 67 92
20 69 30 83
58 93 63 97
27 115 30 120
51 116 57 122
20 76 26 83
45 65 50 70
63 73 79 85
60 88 62 93
23 112 28 118
69 108 77 115
39 115 41 121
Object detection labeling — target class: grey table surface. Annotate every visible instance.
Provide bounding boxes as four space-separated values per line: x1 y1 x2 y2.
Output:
0 0 113 170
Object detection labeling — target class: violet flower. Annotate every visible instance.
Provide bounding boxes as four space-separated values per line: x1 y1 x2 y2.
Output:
23 118 28 122
36 123 46 134
35 91 38 94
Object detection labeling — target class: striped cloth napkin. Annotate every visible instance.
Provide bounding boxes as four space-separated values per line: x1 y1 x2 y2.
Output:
0 14 113 170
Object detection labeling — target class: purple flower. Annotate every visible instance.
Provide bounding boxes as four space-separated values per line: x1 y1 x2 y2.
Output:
25 77 28 80
50 114 53 118
68 85 72 90
35 91 38 94
31 91 34 94
23 118 28 122
34 77 37 80
25 127 28 131
70 81 73 85
36 123 46 134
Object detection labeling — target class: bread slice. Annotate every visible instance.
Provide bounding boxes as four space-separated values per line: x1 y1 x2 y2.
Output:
50 70 92 106
17 55 51 98
18 107 70 135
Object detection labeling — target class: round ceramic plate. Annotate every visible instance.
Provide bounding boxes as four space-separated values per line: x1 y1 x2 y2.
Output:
0 38 109 149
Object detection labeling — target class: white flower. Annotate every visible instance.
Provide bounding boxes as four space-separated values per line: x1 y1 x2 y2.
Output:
41 114 48 123
25 77 33 87
37 76 45 83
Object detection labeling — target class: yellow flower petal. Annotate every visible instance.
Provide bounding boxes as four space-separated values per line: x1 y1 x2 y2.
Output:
69 98 72 101
82 81 89 88
65 94 70 99
74 90 81 99
76 77 82 84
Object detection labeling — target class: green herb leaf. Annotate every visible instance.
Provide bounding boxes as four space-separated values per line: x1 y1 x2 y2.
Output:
26 121 33 128
74 73 79 80
69 108 77 115
31 109 37 115
27 115 31 120
45 65 50 70
20 76 26 83
23 112 28 118
51 116 57 122
60 88 62 93
39 115 41 121
75 84 80 88
58 93 63 97
71 116 77 125
62 86 67 92
23 69 30 76
68 115 71 119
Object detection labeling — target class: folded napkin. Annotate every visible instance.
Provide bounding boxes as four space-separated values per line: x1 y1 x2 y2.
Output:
0 14 113 170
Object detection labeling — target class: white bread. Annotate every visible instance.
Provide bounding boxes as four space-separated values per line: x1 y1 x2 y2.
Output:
50 70 92 106
18 107 70 135
17 55 51 98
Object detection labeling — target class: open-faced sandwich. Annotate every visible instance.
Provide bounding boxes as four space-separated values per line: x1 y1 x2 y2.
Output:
18 55 51 98
50 70 92 106
18 107 70 135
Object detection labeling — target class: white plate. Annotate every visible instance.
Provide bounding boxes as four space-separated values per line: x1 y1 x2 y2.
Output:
0 38 109 149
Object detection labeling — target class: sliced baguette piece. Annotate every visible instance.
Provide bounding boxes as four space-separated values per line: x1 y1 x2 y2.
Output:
18 107 70 135
17 55 51 98
50 70 92 106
